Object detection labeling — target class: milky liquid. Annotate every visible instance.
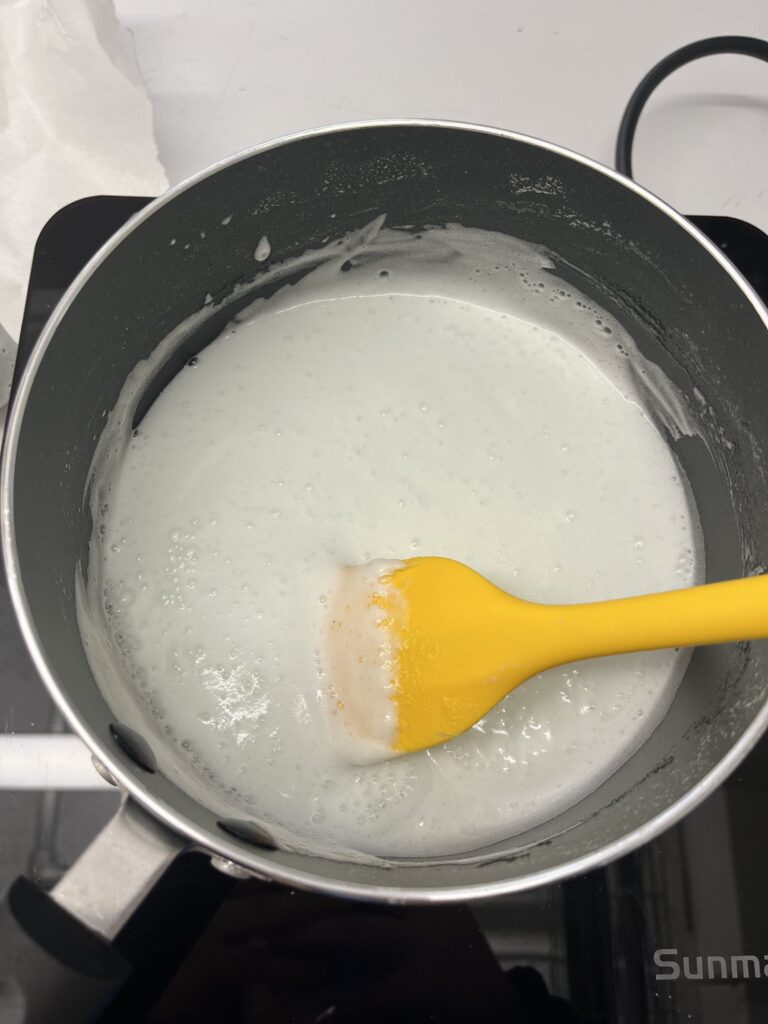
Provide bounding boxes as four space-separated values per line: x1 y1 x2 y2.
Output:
78 224 701 858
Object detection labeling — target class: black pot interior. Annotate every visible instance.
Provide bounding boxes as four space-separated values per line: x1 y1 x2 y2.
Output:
9 124 768 891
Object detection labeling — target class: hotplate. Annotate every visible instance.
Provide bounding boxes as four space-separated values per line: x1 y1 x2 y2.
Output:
3 197 768 1023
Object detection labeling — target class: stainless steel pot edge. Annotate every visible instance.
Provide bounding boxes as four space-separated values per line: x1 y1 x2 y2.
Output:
4 118 768 903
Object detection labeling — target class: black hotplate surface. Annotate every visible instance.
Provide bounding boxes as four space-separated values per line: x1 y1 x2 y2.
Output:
7 198 768 1024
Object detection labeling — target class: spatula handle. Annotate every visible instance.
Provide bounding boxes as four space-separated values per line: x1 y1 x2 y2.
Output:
546 573 768 664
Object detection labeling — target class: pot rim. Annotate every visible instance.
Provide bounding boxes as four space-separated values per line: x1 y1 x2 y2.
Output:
4 118 768 902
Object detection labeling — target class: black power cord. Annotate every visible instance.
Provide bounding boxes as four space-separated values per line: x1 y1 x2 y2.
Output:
615 35 768 179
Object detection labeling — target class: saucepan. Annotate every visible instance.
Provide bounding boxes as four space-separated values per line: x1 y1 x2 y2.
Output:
3 121 768 1022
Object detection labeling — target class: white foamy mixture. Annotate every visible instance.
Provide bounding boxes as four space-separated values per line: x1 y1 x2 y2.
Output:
79 224 701 858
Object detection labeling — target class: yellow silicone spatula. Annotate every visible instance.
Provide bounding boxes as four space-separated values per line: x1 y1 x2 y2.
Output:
329 556 768 762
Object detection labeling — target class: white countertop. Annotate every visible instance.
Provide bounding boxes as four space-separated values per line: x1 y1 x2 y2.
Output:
117 0 768 229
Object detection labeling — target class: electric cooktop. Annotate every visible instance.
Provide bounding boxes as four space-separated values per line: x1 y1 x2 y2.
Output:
3 197 768 1023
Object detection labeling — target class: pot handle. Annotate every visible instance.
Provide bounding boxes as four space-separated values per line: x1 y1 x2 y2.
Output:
0 798 185 1024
